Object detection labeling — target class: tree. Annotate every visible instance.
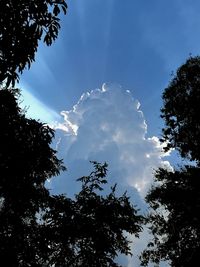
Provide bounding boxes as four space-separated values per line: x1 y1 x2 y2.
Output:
160 56 200 163
140 166 200 267
42 162 143 267
140 56 200 267
0 1 69 266
0 0 68 87
0 88 65 266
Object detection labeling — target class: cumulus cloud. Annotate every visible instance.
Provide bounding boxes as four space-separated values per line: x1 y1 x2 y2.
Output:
50 83 171 266
52 83 170 195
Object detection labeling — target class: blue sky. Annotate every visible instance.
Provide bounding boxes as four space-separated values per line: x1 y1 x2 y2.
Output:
19 1 200 265
21 0 200 135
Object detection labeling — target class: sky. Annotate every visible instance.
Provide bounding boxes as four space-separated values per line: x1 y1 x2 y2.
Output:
19 0 200 266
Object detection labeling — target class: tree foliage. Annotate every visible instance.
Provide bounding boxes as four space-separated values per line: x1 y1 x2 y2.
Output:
140 166 200 267
160 56 200 163
41 162 143 267
141 56 200 267
0 88 65 266
0 0 68 87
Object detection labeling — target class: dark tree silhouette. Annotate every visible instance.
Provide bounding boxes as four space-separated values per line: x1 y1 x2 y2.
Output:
0 0 68 87
140 56 200 267
160 56 200 163
140 166 200 267
0 88 65 266
41 162 143 267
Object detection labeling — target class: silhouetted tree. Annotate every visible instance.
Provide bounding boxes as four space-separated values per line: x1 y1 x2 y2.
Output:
140 166 200 267
140 56 200 267
42 162 143 267
160 56 200 163
0 0 68 87
0 88 65 266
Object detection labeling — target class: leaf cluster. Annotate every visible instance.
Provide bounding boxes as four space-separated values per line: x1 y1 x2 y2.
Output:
140 166 200 267
0 0 68 87
161 56 200 163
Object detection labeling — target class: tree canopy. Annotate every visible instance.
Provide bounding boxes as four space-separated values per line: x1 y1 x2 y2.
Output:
140 56 200 267
140 166 200 267
0 88 65 266
0 0 68 87
38 162 143 267
160 56 200 163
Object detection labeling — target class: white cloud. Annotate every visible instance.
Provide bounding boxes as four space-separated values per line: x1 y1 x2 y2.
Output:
50 83 171 266
52 83 171 195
